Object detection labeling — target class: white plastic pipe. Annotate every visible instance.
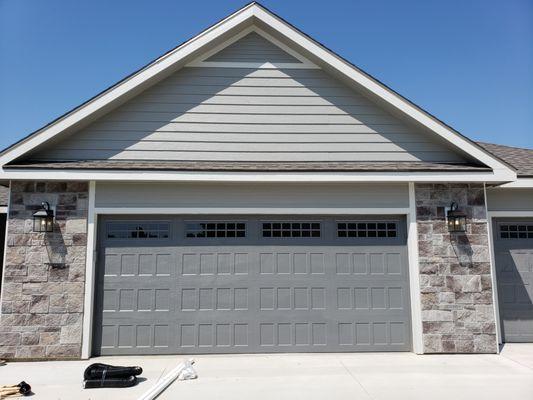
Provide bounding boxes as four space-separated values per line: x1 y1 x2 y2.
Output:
137 361 186 400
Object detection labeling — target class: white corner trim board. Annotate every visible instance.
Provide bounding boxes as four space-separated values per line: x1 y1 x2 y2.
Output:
81 181 97 359
0 184 10 324
484 185 502 348
0 3 517 182
407 182 423 354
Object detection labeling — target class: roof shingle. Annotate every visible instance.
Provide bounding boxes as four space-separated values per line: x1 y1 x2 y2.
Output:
3 160 492 173
477 142 533 177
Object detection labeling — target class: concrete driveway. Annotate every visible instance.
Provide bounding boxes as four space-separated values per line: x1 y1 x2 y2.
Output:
1 344 532 400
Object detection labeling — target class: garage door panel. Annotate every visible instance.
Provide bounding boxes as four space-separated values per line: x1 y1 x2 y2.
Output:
179 251 251 276
178 287 251 311
103 250 175 278
101 287 174 311
335 251 406 276
94 215 411 355
493 218 533 343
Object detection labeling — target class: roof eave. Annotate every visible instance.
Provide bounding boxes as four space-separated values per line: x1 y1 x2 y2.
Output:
0 167 514 184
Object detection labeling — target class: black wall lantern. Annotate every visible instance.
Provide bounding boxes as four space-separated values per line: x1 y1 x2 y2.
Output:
33 202 54 232
447 202 467 233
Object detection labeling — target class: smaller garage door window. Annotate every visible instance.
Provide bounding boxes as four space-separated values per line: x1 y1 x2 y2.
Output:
337 221 397 238
185 222 246 238
106 221 170 239
500 224 533 239
262 222 321 238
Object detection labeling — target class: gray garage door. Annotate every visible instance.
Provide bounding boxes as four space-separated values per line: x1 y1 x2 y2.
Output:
493 218 533 342
93 215 411 355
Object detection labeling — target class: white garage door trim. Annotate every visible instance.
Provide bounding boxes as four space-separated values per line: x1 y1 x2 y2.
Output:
81 181 424 358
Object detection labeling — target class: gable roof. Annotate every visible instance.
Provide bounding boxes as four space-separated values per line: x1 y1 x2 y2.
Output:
0 2 516 182
477 142 533 177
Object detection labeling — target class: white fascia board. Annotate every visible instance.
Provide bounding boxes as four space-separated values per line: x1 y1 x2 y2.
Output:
0 4 256 166
250 6 516 180
496 178 533 188
0 169 512 183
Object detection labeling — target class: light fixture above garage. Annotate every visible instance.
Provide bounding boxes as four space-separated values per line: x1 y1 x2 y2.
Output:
447 202 467 233
32 201 54 232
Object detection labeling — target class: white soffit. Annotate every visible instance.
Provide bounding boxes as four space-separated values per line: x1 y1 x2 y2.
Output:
0 2 517 182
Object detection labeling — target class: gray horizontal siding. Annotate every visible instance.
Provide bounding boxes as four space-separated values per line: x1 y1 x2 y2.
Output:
42 150 465 162
146 84 362 97
95 182 409 209
137 94 371 105
31 66 468 163
103 112 399 124
205 32 301 63
57 132 428 143
53 141 447 152
118 103 385 115
487 188 533 212
83 123 414 134
161 67 325 78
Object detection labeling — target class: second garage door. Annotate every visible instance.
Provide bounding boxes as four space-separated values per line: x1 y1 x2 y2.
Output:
93 216 411 355
493 218 533 342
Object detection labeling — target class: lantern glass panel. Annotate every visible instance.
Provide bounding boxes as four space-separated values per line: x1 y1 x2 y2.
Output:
45 217 54 232
458 216 466 232
33 217 41 232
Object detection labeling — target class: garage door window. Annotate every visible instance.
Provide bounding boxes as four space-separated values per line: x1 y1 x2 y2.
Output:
185 222 246 238
262 222 321 238
337 222 397 238
500 224 533 239
106 222 170 239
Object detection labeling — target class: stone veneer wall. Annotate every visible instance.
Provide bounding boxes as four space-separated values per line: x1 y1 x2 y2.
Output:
416 183 497 353
0 181 88 359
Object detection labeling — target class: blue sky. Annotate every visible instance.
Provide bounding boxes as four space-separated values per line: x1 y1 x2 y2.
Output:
0 0 531 151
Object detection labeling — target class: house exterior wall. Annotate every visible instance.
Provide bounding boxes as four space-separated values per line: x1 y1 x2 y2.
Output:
415 183 497 353
27 64 468 164
0 180 504 358
0 181 88 359
486 188 533 212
